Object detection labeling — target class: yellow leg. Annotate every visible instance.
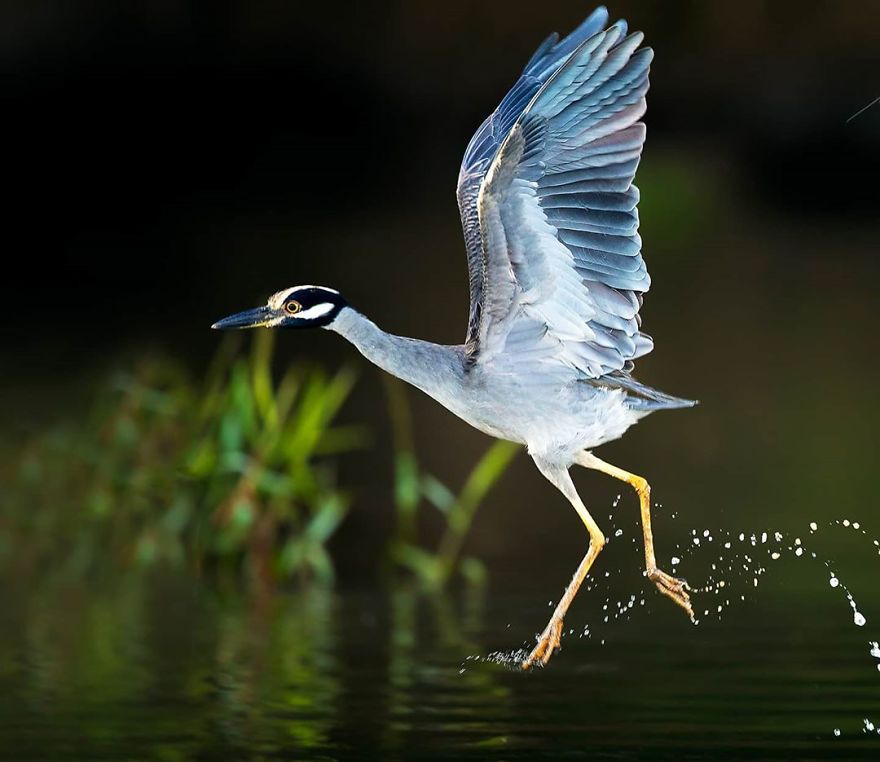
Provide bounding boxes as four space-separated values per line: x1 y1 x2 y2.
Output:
576 451 693 619
522 458 606 670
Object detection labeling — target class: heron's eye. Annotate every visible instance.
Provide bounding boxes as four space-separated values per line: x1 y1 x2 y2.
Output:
284 300 302 316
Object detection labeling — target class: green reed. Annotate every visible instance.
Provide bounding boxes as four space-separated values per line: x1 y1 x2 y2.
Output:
384 377 519 588
7 332 364 584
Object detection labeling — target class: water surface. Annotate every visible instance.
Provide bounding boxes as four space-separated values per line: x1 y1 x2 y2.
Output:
2 568 878 760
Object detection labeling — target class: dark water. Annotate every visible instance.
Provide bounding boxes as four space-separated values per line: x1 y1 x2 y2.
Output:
2 560 879 761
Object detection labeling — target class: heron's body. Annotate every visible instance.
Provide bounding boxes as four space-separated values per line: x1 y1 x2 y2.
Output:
214 5 697 668
334 308 641 458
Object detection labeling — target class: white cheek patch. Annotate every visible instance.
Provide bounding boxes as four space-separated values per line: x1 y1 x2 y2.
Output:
294 302 334 321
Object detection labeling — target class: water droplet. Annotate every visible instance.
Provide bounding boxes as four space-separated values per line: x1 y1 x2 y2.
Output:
614 528 623 537
795 548 803 557
809 522 818 531
833 728 841 737
854 611 866 627
671 556 681 566
761 532 768 544
771 552 781 560
843 519 851 527
830 577 839 588
853 522 861 529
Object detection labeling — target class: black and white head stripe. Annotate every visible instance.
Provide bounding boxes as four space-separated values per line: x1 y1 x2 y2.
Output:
268 285 347 328
268 285 340 310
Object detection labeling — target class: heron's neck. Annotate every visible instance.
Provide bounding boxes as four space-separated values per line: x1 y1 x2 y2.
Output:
329 308 465 404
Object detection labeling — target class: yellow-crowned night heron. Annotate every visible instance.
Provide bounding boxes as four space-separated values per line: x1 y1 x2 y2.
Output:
213 5 696 669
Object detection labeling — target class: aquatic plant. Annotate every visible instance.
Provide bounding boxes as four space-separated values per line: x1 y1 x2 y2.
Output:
384 377 519 588
7 332 364 584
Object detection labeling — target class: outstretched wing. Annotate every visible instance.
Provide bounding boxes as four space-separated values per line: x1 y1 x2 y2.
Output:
457 6 612 346
457 12 654 380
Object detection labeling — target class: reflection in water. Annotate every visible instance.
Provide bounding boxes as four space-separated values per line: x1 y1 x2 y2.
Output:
212 588 342 752
1 575 516 758
2 565 880 758
386 584 512 753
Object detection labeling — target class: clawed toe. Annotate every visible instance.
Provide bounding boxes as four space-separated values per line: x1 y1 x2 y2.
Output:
648 568 694 619
521 617 563 670
520 566 693 672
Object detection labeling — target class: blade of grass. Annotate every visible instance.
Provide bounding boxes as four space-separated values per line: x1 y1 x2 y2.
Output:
434 440 519 582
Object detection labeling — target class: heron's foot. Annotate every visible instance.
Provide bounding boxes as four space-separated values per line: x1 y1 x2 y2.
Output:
521 616 563 670
648 567 694 620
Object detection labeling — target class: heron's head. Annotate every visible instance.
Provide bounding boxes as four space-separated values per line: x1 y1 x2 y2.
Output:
211 285 348 331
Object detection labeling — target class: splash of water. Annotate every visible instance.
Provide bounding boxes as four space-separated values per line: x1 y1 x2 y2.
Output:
656 515 879 735
468 507 880 736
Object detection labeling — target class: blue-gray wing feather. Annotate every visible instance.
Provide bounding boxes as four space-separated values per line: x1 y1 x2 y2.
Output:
457 6 611 345
458 12 655 379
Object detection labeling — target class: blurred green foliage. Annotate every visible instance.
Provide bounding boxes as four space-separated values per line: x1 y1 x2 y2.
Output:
384 377 519 589
5 332 364 585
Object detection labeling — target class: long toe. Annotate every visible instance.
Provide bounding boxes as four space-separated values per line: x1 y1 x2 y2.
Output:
649 568 694 620
522 617 563 670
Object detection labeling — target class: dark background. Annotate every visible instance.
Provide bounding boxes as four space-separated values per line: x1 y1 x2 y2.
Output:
3 3 880 756
4 0 880 583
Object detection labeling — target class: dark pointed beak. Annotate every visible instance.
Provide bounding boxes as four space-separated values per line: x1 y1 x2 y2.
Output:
211 305 276 330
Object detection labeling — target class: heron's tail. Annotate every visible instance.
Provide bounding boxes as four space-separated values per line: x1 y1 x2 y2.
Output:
595 372 698 412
